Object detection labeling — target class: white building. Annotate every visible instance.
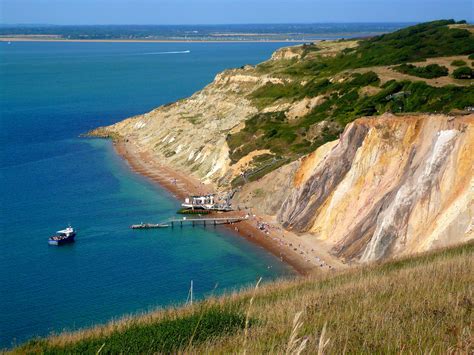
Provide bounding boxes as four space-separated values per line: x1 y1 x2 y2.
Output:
182 194 216 210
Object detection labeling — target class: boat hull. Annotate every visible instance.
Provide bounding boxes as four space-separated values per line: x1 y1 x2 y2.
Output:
48 234 76 246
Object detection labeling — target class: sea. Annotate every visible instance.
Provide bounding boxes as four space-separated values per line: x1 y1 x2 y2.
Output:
0 23 404 347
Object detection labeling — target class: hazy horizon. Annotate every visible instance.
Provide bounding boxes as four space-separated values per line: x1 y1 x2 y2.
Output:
1 21 422 26
2 0 472 25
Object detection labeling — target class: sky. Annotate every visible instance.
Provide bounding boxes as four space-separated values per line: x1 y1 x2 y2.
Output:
1 0 472 25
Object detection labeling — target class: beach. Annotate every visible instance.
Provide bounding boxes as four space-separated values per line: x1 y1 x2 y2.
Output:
114 139 347 276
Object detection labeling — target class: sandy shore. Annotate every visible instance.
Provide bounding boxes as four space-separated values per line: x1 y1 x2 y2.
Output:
113 139 345 275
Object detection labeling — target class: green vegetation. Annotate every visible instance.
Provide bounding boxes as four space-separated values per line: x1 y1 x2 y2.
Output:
453 66 474 79
15 242 474 353
20 307 246 354
393 63 449 78
229 70 473 165
230 71 378 162
469 53 474 60
451 59 467 66
250 78 331 109
223 20 474 178
259 20 474 78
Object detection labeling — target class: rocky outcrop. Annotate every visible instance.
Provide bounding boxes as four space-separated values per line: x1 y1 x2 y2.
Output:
271 46 303 60
278 114 474 262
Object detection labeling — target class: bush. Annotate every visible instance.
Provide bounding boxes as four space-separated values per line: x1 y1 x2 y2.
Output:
351 71 380 86
469 53 474 60
393 63 449 78
452 66 473 79
250 79 332 108
451 59 467 66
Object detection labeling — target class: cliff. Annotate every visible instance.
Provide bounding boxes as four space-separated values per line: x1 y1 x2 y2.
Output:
91 21 472 190
89 66 291 186
90 20 474 263
277 114 473 261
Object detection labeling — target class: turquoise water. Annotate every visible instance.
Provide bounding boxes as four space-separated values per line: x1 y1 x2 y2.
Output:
0 41 294 348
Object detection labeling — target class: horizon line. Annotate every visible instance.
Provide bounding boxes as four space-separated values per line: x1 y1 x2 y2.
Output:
0 21 435 27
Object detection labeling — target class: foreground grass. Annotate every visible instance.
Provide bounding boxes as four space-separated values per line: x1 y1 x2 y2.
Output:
12 242 473 354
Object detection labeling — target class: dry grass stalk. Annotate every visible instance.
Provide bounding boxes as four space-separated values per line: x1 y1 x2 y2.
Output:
96 342 105 354
242 277 262 354
317 322 330 355
285 311 307 355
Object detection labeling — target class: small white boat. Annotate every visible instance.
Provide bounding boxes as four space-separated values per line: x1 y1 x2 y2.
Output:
48 226 76 246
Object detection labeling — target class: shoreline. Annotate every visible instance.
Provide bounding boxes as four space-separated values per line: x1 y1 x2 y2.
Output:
112 139 323 275
0 37 308 43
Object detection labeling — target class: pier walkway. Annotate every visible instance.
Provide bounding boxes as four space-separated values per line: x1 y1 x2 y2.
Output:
130 217 245 229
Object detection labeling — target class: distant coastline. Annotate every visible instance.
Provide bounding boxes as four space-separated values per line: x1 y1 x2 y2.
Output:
0 37 309 43
0 23 406 43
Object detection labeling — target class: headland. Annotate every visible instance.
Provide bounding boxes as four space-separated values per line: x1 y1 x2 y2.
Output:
89 19 473 273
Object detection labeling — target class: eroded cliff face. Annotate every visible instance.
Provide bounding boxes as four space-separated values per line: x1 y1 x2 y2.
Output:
232 160 300 216
278 114 474 262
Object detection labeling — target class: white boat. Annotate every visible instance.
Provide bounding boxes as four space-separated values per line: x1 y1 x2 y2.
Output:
48 226 76 245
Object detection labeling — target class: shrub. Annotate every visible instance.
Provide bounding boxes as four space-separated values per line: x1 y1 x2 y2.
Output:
451 59 467 66
468 53 474 60
351 71 380 86
452 66 473 79
393 63 449 78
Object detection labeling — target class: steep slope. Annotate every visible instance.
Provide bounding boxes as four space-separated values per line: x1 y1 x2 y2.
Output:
90 20 474 264
14 243 474 353
278 114 473 261
91 20 474 189
90 67 277 185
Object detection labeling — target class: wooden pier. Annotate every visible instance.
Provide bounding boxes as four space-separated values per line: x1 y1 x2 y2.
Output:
130 217 245 229
130 223 169 229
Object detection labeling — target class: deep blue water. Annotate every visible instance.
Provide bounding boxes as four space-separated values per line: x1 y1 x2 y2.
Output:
0 41 295 348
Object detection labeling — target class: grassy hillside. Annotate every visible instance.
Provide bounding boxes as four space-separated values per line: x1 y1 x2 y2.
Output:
226 20 474 184
13 242 473 353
